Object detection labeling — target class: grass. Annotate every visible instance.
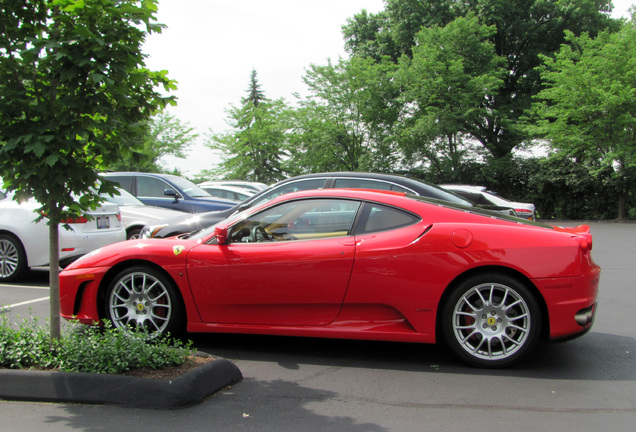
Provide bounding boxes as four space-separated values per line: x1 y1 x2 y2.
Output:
0 314 195 375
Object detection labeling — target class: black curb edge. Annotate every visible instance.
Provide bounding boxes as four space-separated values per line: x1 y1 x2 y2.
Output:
0 357 243 409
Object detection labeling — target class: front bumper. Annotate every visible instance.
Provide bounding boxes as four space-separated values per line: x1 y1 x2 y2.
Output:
59 266 109 324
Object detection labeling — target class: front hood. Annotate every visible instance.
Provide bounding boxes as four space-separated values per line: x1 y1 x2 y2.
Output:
62 237 201 270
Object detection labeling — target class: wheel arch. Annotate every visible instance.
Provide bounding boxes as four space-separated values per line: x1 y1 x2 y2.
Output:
0 229 26 252
435 265 550 342
95 259 187 324
125 225 143 240
0 230 30 279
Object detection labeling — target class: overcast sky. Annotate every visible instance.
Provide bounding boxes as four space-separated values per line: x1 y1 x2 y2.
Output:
143 0 634 178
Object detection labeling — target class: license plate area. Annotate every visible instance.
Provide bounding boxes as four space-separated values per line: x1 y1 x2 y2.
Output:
97 216 110 229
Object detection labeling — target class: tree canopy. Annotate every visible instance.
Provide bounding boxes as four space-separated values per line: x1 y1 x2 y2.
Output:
343 0 619 160
289 56 400 174
206 70 290 184
532 20 636 218
0 0 175 338
106 112 197 173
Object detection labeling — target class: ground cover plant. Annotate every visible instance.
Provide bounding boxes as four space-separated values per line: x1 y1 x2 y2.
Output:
0 315 194 374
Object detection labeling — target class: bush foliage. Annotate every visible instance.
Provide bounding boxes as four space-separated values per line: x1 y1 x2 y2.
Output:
0 316 194 374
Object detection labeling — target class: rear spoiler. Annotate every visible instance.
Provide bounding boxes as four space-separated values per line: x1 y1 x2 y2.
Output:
552 224 593 251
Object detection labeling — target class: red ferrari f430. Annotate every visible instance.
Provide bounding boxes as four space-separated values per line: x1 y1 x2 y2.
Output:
60 189 600 367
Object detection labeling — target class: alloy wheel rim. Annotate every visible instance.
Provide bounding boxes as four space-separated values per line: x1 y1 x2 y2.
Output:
452 283 531 361
109 272 172 334
0 239 19 278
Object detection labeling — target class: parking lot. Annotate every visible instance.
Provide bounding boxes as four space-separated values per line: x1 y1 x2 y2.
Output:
1 222 635 431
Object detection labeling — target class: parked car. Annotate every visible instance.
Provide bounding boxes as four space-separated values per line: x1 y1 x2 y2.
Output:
0 194 125 282
101 172 236 213
197 183 254 202
140 172 515 239
440 185 536 220
60 188 599 368
101 188 185 240
200 180 268 193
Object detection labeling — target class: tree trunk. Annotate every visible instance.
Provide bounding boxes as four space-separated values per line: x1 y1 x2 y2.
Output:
49 222 61 340
618 193 627 220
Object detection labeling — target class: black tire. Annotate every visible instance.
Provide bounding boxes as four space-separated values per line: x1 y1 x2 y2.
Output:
0 233 28 282
104 265 185 337
126 227 142 240
441 273 541 368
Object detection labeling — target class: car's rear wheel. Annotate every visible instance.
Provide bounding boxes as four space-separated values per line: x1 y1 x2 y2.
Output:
105 266 184 337
441 273 541 368
0 234 28 282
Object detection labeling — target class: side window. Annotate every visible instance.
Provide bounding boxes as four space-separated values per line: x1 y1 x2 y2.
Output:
229 199 361 243
104 176 133 194
250 178 329 208
356 203 420 234
333 178 411 193
137 177 176 198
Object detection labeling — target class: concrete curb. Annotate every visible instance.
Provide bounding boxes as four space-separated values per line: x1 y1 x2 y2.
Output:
0 357 242 409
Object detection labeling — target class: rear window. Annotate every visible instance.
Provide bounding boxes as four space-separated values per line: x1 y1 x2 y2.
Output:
356 203 420 234
104 175 133 193
334 178 412 193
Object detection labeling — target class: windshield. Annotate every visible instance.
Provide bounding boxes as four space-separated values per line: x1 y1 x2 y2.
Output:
408 195 546 227
187 206 255 241
167 175 212 198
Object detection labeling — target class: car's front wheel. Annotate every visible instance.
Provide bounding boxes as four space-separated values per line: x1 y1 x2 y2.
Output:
441 273 541 368
126 227 142 240
104 266 184 337
0 234 28 282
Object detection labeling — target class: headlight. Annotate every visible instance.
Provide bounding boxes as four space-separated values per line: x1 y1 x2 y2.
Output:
140 224 168 239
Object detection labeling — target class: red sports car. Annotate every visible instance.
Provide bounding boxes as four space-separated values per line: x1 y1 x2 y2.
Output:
59 189 600 368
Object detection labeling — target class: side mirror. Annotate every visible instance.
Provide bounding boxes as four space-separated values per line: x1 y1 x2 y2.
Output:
164 189 179 202
214 227 228 245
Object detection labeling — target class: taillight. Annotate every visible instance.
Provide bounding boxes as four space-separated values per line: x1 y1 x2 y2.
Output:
41 212 89 224
61 216 89 224
116 213 121 222
577 234 593 252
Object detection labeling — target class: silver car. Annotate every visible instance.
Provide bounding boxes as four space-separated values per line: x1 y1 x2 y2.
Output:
101 188 185 239
0 194 125 282
441 185 536 220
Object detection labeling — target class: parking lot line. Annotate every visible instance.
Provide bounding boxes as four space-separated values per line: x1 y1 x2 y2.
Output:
0 284 49 290
1 296 50 311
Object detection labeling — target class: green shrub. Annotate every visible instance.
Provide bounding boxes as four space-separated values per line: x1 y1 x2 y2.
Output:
0 315 194 374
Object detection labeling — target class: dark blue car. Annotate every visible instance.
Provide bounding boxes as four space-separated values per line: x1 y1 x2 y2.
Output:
102 172 236 213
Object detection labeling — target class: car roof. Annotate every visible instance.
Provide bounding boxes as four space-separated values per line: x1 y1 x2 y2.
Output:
101 171 179 180
199 184 255 193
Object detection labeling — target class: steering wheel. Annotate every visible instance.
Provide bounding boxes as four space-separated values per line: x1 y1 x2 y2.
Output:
251 225 270 242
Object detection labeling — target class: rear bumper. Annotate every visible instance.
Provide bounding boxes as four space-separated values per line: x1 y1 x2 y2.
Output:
533 268 600 340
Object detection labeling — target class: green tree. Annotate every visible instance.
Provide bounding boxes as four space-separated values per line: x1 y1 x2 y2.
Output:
395 16 506 178
343 0 618 160
532 22 636 219
290 56 399 173
0 0 175 338
207 70 290 184
106 112 197 173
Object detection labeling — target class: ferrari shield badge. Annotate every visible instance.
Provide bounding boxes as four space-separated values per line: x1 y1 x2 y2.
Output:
173 245 185 256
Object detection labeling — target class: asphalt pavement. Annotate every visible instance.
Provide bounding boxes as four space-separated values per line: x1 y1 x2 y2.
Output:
1 221 635 431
